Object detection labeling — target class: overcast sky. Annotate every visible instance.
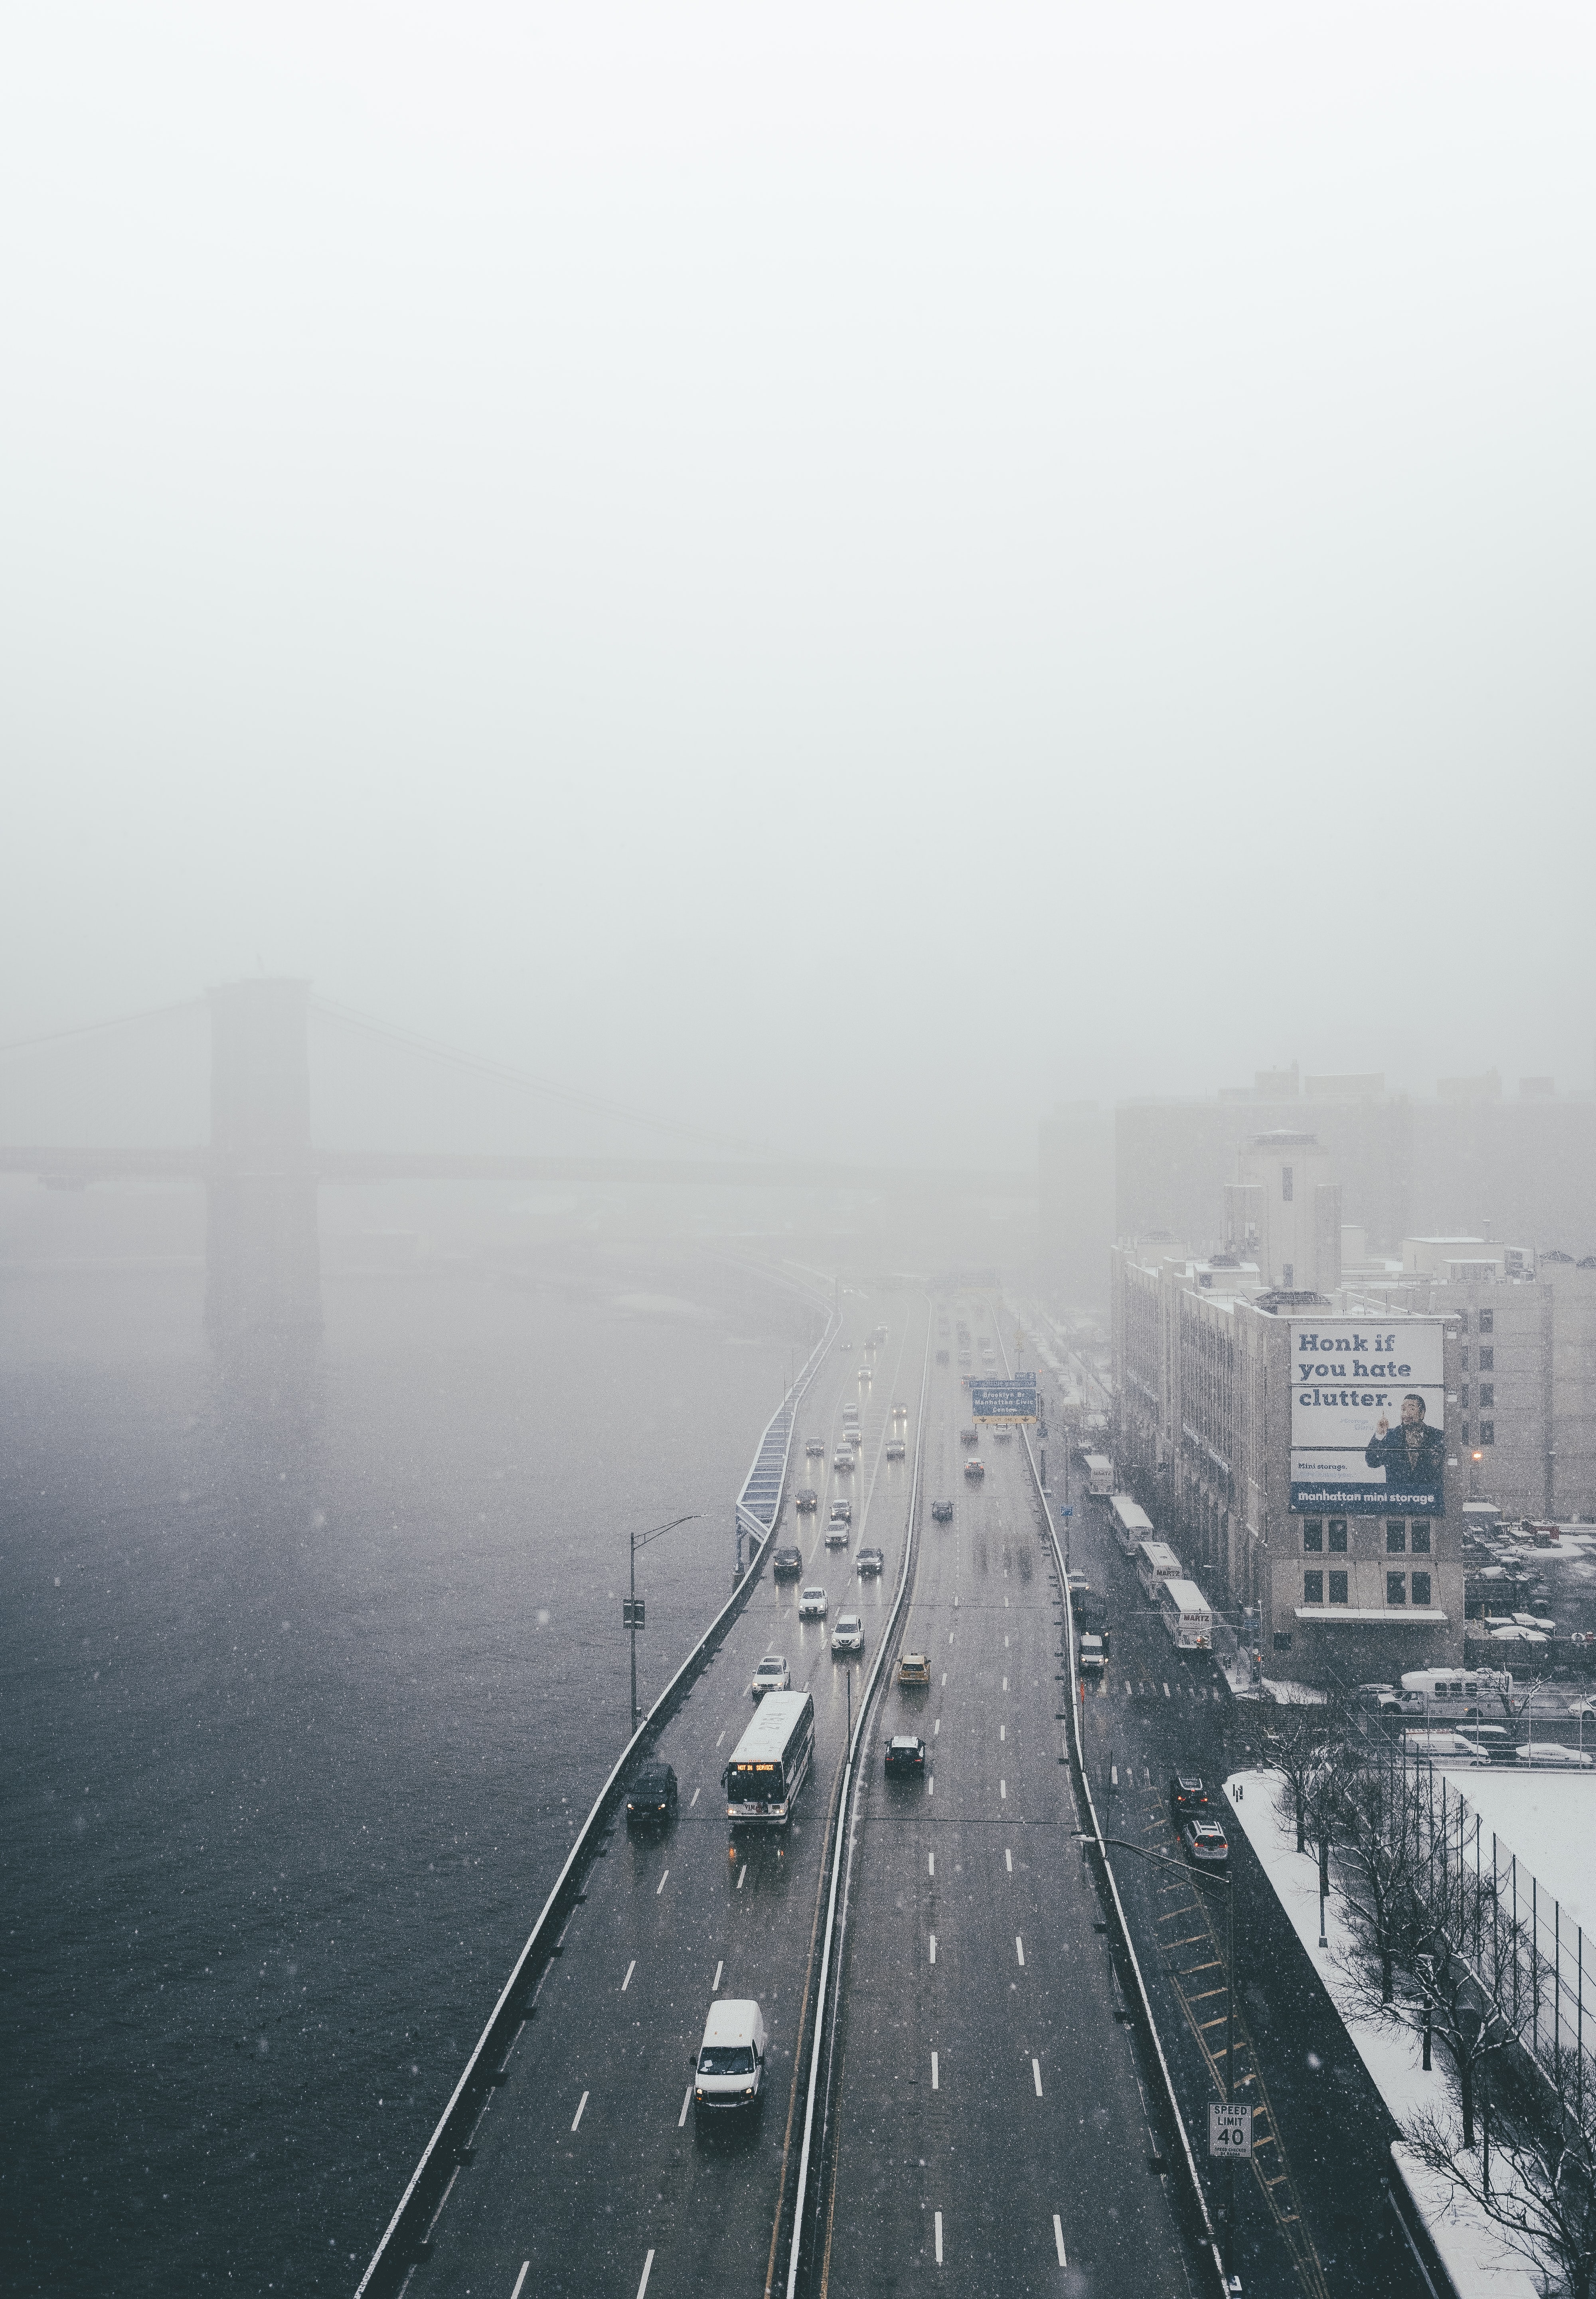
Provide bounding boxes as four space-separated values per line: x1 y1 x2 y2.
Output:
4 2 1593 1165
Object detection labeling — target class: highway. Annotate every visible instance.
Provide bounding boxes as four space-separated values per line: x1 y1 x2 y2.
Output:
405 1292 932 2299
813 1303 1196 2297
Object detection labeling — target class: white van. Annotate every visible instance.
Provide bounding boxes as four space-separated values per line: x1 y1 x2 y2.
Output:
1082 1452 1115 1497
1134 1539 1184 1599
691 1999 768 2115
1109 1495 1155 1558
1157 1578 1212 1650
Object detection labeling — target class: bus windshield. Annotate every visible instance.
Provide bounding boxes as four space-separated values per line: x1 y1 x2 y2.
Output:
727 1761 784 1801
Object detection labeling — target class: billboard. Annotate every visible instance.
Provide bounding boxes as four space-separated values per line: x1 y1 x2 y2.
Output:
1289 1319 1446 1516
970 1376 1037 1423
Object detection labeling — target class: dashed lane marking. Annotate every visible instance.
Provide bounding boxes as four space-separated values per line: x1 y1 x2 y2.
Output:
712 1959 723 1990
622 1960 636 1991
1005 1848 1012 1872
928 1852 935 1876
636 2249 656 2299
930 1933 938 1964
931 2051 940 2090
571 2091 588 2132
678 2087 691 2128
512 2264 531 2299
656 1870 669 1896
689 1787 700 1808
934 2211 944 2265
737 1864 747 1891
1015 1935 1025 1967
1000 1780 1007 1800
1032 2057 1043 2096
716 1730 727 1748
1053 2216 1067 2268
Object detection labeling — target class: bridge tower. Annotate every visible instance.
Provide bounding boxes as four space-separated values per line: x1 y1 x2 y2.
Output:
203 979 322 1345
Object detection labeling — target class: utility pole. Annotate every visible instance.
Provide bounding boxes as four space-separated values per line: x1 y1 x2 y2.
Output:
623 1513 698 1736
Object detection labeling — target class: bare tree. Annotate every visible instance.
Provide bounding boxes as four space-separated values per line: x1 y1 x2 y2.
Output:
1334 1761 1427 2005
1260 1693 1347 1853
1406 2095 1596 2299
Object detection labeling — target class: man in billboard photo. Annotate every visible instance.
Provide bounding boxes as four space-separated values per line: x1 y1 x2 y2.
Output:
1365 1392 1445 1492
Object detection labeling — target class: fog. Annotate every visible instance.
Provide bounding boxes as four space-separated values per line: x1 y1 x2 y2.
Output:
5 2 1594 1165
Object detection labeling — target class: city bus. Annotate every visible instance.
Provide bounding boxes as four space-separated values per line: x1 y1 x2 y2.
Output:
1082 1452 1115 1497
1157 1577 1213 1650
1109 1494 1155 1558
723 1691 816 1835
1134 1539 1184 1599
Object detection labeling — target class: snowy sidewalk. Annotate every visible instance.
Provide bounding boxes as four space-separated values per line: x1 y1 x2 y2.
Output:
1224 1769 1539 2299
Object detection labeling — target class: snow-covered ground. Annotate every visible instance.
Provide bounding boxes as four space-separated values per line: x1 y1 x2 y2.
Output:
1225 1769 1539 2299
1435 1763 1596 1931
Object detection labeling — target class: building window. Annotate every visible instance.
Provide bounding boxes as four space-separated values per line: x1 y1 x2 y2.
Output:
1479 1346 1494 1370
1412 1571 1432 1607
1328 1518 1348 1552
1479 1383 1494 1408
1461 1385 1470 1409
1411 1520 1432 1554
1282 1166 1294 1203
1304 1570 1324 1605
1274 1631 1293 1652
1387 1521 1407 1552
1461 1421 1470 1444
1479 1309 1495 1334
1387 1572 1407 1606
1461 1346 1470 1371
1481 1421 1495 1446
1303 1520 1323 1552
1283 1262 1294 1288
1328 1570 1349 1605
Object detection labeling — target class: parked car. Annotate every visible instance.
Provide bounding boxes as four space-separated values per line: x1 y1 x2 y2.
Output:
930 1499 954 1524
897 1651 931 1688
831 1614 864 1655
798 1585 828 1620
884 1734 926 1778
795 1487 818 1513
772 1545 803 1579
750 1655 790 1698
626 1762 679 1829
1181 1817 1230 1864
856 1546 885 1577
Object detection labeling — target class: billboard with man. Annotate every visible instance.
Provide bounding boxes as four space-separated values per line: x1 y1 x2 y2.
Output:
1289 1319 1446 1515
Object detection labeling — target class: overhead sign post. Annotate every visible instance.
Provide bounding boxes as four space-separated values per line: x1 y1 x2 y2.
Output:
970 1375 1037 1424
1208 2102 1253 2159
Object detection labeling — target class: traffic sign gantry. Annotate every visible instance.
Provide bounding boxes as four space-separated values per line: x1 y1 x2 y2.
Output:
970 1375 1037 1423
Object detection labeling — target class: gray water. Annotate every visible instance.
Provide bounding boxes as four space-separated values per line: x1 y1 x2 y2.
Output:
1 1236 822 2295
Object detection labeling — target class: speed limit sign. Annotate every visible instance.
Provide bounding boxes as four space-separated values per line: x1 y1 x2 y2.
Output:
1208 2103 1253 2159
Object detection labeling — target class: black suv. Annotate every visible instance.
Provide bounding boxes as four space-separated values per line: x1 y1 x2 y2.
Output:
772 1545 804 1579
1169 1772 1208 1821
626 1763 679 1829
930 1500 954 1524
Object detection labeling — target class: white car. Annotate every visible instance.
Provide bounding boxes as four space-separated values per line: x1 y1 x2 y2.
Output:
833 1448 855 1472
750 1654 790 1697
1490 1624 1549 1644
799 1585 829 1620
831 1614 864 1655
824 1518 850 1548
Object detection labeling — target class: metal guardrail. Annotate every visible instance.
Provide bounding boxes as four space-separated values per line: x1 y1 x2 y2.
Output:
353 1302 838 2299
779 1300 932 2299
1004 1329 1230 2299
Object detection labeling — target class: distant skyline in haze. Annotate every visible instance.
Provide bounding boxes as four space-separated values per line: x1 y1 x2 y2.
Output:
5 2 1593 1166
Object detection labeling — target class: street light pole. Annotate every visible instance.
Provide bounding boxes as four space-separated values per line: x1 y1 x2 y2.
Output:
624 1513 699 1736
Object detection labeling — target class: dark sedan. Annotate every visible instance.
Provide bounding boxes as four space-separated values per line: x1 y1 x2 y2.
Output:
626 1763 679 1829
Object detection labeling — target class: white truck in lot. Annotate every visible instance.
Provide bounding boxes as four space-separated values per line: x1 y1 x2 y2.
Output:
1157 1578 1213 1651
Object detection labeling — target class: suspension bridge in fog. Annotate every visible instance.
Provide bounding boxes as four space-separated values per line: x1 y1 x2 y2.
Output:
0 980 1033 1343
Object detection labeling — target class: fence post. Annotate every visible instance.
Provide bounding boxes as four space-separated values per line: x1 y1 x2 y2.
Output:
1555 1899 1562 2094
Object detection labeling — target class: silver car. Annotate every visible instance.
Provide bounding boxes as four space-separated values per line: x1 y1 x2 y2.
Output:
831 1614 864 1655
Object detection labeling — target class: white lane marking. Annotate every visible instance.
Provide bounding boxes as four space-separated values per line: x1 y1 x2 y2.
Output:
512 2265 531 2299
656 1870 669 1896
1032 2057 1043 2096
931 2050 940 2090
999 1724 1005 1741
678 2086 691 2127
954 1594 959 1608
1015 1935 1025 1967
1004 1635 1010 1649
934 2210 944 2265
622 1960 636 1992
928 1851 935 1876
689 1787 701 1808
712 1960 723 1990
934 1718 940 1735
717 1730 727 1748
1005 1848 1013 1872
1053 2214 1067 2267
737 1863 747 1891
948 1631 955 1646
1163 1683 1170 1699
1004 1596 1009 1608
636 2249 656 2299
927 1774 934 1797
571 2090 589 2131
929 1933 937 1964
1124 1680 1132 1695
1000 1780 1007 1800
1110 1764 1118 1786
942 1672 947 1686
1002 1675 1008 1691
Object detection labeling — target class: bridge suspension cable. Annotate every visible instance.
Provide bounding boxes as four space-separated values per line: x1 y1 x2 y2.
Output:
310 997 773 1161
0 997 208 1057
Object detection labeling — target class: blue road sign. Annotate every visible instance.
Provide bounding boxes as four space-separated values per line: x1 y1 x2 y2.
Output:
971 1376 1037 1422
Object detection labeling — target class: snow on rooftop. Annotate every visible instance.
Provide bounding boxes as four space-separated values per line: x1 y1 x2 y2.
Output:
1434 1766 1596 1931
